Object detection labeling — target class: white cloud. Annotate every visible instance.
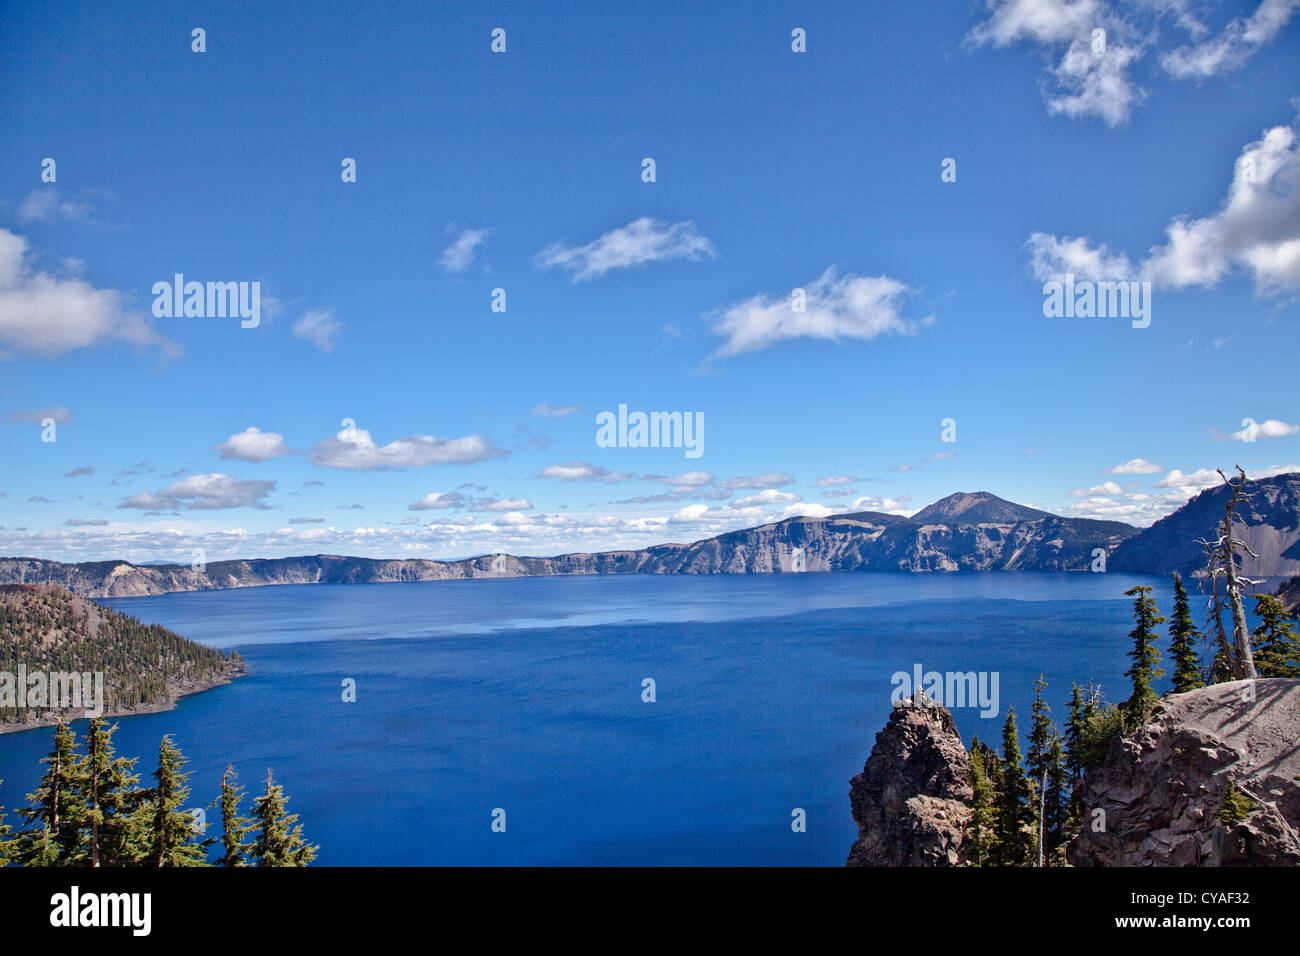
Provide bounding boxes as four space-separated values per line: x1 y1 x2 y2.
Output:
119 473 276 511
1026 232 1134 281
733 489 799 506
214 426 294 463
18 189 94 224
1106 457 1163 474
440 226 491 273
409 492 470 511
1027 123 1300 294
309 424 507 470
816 475 859 486
849 495 913 513
970 0 1103 46
1232 418 1299 441
970 1 1141 126
1046 36 1143 126
709 267 921 358
1069 480 1124 497
472 497 534 512
537 461 634 482
292 309 343 351
536 217 715 282
0 229 177 358
1155 467 1222 490
723 472 796 489
1162 0 1300 79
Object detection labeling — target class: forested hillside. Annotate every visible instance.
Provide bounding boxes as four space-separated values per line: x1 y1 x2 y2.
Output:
0 584 244 730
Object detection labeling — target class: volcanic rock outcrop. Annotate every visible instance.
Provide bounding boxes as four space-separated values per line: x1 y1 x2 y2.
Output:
1069 679 1300 866
845 695 973 866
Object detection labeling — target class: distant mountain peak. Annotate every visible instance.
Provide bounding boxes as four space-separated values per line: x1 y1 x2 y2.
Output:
910 491 1054 525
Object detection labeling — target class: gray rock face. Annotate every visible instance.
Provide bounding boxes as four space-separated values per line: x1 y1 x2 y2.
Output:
0 492 1140 597
846 696 973 867
1069 679 1300 867
1109 473 1300 578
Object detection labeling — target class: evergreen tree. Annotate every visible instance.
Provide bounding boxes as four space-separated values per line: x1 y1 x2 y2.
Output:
1065 683 1087 781
212 765 254 867
16 721 81 864
1044 733 1070 864
966 737 996 867
1168 574 1204 693
251 769 317 867
1251 594 1300 678
140 736 210 867
1123 585 1166 727
1026 675 1053 788
992 707 1033 866
0 781 15 866
68 718 144 867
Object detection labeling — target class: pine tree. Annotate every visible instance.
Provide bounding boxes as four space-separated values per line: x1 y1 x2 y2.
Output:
1044 733 1070 864
140 736 210 867
1065 683 1087 781
1251 594 1300 678
1167 574 1203 693
16 721 82 864
212 765 254 867
1124 585 1166 727
68 718 144 867
1026 675 1053 788
0 781 16 866
992 707 1033 866
966 737 995 867
251 769 318 867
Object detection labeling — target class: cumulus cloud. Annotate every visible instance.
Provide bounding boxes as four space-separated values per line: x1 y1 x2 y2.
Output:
472 497 534 512
0 229 177 358
722 472 796 490
1027 123 1300 294
309 423 507 470
63 517 108 527
1069 480 1124 497
537 461 635 483
709 267 922 358
969 0 1141 126
1231 418 1299 441
733 489 799 506
119 473 276 511
214 426 294 463
816 475 860 486
440 226 491 273
536 217 715 282
1106 458 1163 474
1162 0 1300 79
849 495 913 513
409 492 470 511
292 309 343 351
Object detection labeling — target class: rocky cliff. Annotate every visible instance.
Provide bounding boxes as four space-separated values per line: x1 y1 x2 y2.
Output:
0 491 1140 598
1109 472 1300 579
1068 679 1300 866
845 694 973 866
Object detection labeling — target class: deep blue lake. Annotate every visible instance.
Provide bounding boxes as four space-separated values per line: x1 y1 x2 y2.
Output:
0 571 1176 865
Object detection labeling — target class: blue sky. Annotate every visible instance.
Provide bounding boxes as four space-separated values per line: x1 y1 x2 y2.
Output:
1 0 1298 563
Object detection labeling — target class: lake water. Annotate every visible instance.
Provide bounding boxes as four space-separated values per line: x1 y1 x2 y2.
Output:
0 571 1174 865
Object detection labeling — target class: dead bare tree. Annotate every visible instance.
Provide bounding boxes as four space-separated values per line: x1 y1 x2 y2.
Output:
1196 466 1259 680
